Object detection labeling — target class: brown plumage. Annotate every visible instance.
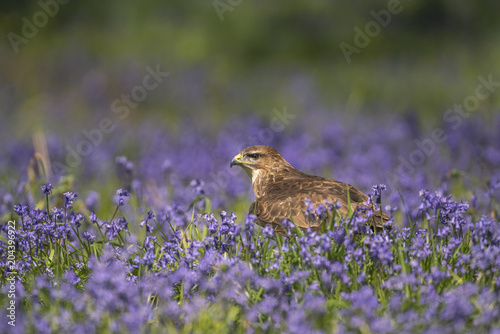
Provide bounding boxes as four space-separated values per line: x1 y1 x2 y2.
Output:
230 145 390 234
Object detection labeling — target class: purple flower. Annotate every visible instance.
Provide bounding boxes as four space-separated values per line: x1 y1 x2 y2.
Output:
115 188 130 206
172 229 182 242
41 183 53 195
364 234 394 266
52 207 65 222
371 184 386 197
85 190 100 212
117 217 129 231
13 204 29 217
282 238 290 252
315 203 328 220
140 210 155 233
205 213 218 234
63 191 78 210
89 211 98 224
115 156 134 181
219 222 230 236
65 270 81 285
45 267 55 278
342 286 379 316
325 200 342 210
103 219 128 240
70 212 84 227
304 198 316 219
281 219 296 236
244 214 257 236
262 225 274 239
83 231 96 244
190 178 205 196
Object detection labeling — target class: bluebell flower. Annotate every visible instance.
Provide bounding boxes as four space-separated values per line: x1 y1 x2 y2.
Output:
172 229 182 242
115 188 130 206
63 191 78 210
41 183 53 195
69 212 84 227
65 270 81 285
85 190 100 212
364 234 394 266
139 249 155 266
277 236 290 254
52 207 65 222
115 156 134 181
262 225 275 239
45 267 55 278
371 184 386 204
118 217 128 230
328 200 343 210
83 231 96 244
13 204 29 217
207 218 218 235
218 221 230 236
304 198 316 220
190 178 205 196
143 236 156 251
141 221 153 233
280 218 296 236
315 203 328 220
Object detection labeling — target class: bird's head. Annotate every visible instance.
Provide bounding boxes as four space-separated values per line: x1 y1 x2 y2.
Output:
230 146 288 181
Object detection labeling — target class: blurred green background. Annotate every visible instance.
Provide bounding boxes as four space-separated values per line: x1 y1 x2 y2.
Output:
1 0 500 140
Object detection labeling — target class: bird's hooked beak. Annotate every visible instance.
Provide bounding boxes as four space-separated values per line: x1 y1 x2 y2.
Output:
230 153 242 168
230 153 251 168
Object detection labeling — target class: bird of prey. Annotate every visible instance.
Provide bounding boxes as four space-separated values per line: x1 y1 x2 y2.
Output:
230 145 390 234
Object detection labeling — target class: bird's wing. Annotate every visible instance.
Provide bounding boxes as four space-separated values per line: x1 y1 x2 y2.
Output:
250 177 390 233
248 197 317 234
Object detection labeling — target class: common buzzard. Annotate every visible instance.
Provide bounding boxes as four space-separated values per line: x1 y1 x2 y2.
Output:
230 145 390 234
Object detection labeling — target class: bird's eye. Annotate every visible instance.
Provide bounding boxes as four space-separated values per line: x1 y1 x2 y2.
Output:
246 153 260 159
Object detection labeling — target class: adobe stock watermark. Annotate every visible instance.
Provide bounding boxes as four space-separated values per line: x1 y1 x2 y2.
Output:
385 74 500 189
204 106 295 196
7 0 71 54
52 65 169 176
6 220 17 327
340 0 413 64
213 0 243 21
